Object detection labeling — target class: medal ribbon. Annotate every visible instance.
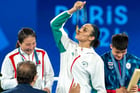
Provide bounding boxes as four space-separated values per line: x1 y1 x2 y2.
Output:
110 52 126 86
18 48 39 64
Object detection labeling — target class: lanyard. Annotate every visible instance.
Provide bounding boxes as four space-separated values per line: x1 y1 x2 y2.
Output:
75 3 87 33
110 52 126 86
18 48 39 64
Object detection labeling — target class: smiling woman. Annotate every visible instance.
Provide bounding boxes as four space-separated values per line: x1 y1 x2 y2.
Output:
16 28 37 55
0 27 54 93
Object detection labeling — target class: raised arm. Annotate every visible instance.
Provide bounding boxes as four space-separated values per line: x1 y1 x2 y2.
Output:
50 1 86 53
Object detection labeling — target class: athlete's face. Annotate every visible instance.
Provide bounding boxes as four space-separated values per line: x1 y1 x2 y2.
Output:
75 24 95 42
111 44 127 61
19 36 36 55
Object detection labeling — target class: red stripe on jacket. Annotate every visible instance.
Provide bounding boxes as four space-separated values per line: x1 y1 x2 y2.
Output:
9 49 45 79
9 52 19 78
36 50 45 80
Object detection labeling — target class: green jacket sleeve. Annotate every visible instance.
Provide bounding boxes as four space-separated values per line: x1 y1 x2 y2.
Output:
50 11 71 53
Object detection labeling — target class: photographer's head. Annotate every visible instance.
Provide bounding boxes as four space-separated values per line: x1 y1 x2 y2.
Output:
17 61 37 85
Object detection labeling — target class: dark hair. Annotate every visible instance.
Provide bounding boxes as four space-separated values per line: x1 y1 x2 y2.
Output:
17 61 37 84
112 33 128 50
90 24 100 48
16 28 36 48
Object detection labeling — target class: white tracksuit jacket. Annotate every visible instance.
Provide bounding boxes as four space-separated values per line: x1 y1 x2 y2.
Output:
1 47 54 92
50 11 106 93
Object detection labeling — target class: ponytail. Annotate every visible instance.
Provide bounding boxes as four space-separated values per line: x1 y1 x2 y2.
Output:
90 24 100 48
16 41 20 48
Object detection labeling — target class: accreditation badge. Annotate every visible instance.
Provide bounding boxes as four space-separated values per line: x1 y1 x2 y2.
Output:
108 62 114 69
126 62 131 69
82 61 88 67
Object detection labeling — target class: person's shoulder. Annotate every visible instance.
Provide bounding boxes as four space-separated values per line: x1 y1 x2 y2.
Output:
2 84 24 93
84 48 99 59
1 88 16 93
33 88 47 93
126 53 140 61
5 48 19 58
35 47 47 53
88 50 104 63
101 51 111 58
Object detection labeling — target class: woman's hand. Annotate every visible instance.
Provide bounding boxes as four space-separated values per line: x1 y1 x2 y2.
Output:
69 83 80 93
68 1 86 14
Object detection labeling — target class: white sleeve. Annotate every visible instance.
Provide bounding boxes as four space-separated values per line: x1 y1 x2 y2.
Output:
89 57 106 93
43 52 54 91
1 55 17 90
60 28 77 50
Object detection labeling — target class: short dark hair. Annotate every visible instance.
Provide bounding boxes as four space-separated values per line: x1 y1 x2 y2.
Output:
112 33 128 50
16 28 36 48
16 61 37 84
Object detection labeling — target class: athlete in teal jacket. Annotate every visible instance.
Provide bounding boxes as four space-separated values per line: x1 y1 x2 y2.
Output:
101 33 140 93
